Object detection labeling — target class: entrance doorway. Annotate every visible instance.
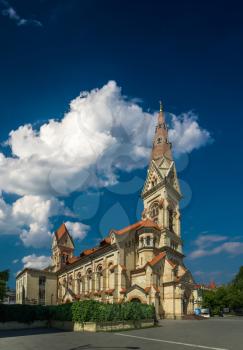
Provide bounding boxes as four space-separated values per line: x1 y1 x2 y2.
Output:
130 298 141 303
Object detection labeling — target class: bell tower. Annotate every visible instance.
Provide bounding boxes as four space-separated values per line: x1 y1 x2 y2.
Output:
141 103 183 263
51 223 75 272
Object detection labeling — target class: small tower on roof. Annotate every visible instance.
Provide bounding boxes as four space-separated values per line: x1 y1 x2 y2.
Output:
51 223 75 272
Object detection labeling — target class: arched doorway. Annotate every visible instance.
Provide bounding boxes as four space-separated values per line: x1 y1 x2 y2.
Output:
130 298 141 303
182 290 190 315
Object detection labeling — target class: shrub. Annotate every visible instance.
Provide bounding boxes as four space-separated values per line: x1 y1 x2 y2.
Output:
48 303 72 321
0 301 155 324
71 300 155 323
0 304 49 324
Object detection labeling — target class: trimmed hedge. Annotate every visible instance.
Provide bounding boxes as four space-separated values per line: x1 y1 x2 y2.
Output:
72 300 155 323
0 301 155 324
0 304 49 324
48 303 72 321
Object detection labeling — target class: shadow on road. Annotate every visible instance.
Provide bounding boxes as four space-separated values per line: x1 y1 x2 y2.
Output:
0 327 64 338
69 346 140 350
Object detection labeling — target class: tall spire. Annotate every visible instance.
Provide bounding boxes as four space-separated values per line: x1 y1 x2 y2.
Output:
151 102 172 162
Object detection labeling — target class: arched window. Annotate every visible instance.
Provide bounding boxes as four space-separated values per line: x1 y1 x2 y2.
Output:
81 276 85 293
76 273 81 294
108 262 114 289
146 236 151 246
96 265 103 291
150 202 159 219
86 269 92 292
168 208 174 231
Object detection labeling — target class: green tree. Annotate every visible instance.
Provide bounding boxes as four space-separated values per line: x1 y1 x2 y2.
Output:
202 266 243 314
232 266 243 291
0 270 9 302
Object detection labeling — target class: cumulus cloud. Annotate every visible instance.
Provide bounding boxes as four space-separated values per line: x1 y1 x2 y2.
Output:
0 195 71 247
188 234 243 259
65 221 89 240
22 254 51 270
169 112 212 156
0 81 211 248
1 1 42 27
0 81 211 198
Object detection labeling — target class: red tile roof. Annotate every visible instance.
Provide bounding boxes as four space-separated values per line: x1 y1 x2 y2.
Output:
145 287 151 294
105 289 114 295
152 285 160 293
79 238 111 258
80 247 98 256
166 258 177 269
145 285 160 293
67 256 80 264
100 237 111 245
148 252 166 266
113 219 160 235
55 223 69 241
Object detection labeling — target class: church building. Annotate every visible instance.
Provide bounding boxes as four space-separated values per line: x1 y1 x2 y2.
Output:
16 104 195 319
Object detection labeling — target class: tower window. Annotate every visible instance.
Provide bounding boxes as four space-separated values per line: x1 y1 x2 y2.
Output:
146 236 151 246
168 208 174 231
150 202 159 218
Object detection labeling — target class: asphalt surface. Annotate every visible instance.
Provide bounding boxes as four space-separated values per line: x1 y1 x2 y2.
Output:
0 317 242 350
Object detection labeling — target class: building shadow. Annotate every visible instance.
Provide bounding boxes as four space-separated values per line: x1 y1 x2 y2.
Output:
0 327 64 338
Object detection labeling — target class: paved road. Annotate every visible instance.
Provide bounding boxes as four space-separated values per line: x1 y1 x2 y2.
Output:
0 317 242 350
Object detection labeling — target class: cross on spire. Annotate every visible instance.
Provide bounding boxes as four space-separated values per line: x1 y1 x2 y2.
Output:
159 100 163 112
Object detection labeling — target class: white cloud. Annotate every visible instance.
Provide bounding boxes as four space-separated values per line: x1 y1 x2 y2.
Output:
22 254 51 270
0 81 211 198
65 221 89 240
0 195 70 247
0 81 211 248
1 1 42 27
188 234 243 259
169 112 212 156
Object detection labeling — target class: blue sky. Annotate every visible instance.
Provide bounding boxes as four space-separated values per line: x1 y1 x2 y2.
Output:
0 0 243 288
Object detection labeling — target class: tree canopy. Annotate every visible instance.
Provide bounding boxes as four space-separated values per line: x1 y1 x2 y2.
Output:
202 266 243 314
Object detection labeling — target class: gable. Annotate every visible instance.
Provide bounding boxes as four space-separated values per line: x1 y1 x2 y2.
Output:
125 284 147 295
166 162 181 195
158 157 173 176
59 233 74 249
142 160 164 195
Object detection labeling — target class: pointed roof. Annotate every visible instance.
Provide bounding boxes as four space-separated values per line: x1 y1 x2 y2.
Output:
151 102 172 162
54 223 75 247
55 223 69 241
